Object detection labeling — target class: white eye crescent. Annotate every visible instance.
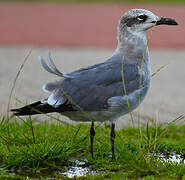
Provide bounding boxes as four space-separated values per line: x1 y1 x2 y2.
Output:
137 15 147 21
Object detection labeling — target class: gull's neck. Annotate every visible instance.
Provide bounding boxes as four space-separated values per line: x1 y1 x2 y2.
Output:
113 27 148 59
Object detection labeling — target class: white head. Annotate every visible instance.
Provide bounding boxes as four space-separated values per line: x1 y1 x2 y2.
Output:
115 9 178 57
118 9 178 34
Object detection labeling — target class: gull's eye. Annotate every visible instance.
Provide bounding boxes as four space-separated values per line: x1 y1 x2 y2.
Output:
137 15 147 22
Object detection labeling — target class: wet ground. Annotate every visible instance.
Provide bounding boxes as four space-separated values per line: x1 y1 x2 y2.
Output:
1 152 184 179
61 159 97 178
62 152 185 178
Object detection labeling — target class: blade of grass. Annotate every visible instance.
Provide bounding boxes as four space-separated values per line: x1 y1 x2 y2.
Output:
121 56 135 127
28 116 36 143
137 23 156 139
7 50 32 118
152 63 170 77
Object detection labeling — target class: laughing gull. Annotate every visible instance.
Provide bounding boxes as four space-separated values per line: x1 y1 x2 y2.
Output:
12 9 178 160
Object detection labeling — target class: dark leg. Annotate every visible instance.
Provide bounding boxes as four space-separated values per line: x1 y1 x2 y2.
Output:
110 123 116 160
90 121 95 159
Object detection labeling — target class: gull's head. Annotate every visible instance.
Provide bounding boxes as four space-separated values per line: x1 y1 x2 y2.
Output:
119 9 178 34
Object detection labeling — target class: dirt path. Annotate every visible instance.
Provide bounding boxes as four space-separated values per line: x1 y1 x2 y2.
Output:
0 3 184 49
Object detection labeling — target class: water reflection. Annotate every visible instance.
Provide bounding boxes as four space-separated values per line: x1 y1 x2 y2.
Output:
61 160 97 178
156 152 184 164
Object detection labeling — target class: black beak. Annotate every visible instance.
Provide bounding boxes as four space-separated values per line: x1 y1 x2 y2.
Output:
154 17 178 26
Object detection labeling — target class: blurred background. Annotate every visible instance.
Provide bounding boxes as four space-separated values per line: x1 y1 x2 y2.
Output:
0 0 185 127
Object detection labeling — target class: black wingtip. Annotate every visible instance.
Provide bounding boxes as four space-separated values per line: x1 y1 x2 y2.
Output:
11 100 76 116
10 108 27 116
10 109 20 116
11 108 18 112
10 101 43 116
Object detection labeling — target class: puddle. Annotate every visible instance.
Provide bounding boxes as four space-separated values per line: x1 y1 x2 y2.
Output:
61 159 97 178
155 152 185 164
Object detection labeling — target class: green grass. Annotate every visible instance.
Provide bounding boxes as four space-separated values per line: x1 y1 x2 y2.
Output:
1 0 185 4
0 115 184 179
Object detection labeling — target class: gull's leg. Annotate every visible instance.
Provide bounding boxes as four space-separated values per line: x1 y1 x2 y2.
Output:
110 123 116 160
90 121 95 159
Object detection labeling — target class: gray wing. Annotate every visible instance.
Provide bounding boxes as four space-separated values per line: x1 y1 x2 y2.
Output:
41 54 141 111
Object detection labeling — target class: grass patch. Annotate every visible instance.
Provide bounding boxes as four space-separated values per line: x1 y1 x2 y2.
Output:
0 116 184 179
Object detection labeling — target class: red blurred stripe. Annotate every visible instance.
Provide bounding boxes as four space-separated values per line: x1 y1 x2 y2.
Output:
0 3 184 49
